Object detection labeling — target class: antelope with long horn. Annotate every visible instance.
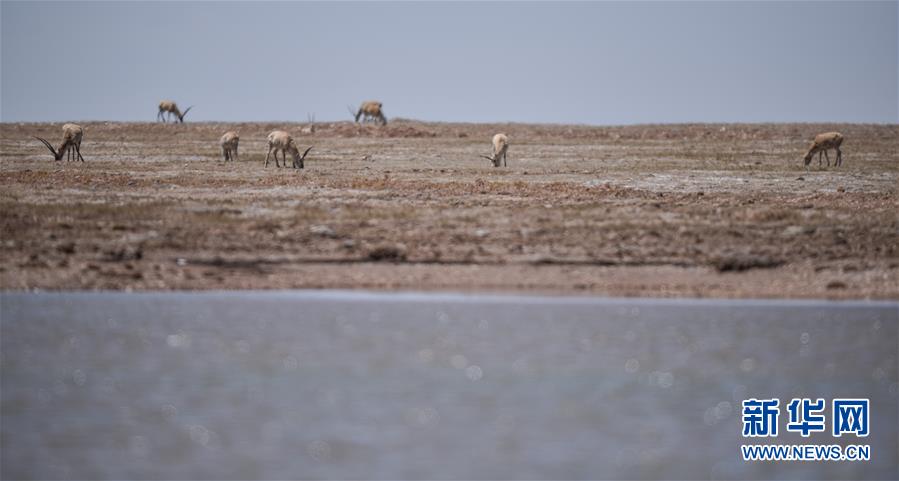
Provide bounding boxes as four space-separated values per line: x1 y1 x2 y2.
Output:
803 132 844 170
265 130 312 169
220 131 239 162
34 123 84 162
480 133 509 167
157 100 193 123
349 101 387 125
300 113 316 134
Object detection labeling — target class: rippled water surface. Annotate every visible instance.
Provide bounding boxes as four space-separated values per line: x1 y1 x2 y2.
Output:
2 292 897 479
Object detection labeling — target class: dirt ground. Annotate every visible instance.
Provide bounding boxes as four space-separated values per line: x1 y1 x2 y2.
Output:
1 120 896 298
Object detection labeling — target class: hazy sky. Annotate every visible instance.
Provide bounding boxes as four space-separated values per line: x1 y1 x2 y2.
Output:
1 1 896 124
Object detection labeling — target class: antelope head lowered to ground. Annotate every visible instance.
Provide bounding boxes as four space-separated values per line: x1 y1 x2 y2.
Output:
803 132 844 170
265 130 313 169
34 123 84 162
480 133 509 167
157 100 193 123
220 131 239 162
349 101 387 125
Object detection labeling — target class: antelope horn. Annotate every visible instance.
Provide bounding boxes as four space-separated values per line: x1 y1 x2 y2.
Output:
300 146 313 159
179 106 193 121
34 136 59 158
479 155 495 162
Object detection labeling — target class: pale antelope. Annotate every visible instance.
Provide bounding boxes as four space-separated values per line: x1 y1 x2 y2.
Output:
34 123 84 162
300 113 316 134
480 133 509 167
220 131 239 162
157 100 193 123
265 130 312 169
803 132 844 170
350 101 387 125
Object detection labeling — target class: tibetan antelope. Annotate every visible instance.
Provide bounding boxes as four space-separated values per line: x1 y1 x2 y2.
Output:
300 113 316 134
220 131 239 162
265 131 313 169
480 133 509 167
349 101 387 125
34 123 84 162
157 100 193 123
803 132 844 170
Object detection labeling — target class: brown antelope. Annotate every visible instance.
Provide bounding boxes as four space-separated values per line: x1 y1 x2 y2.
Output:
34 123 84 162
157 100 193 123
265 131 312 169
350 101 387 125
480 133 509 167
220 131 239 162
803 132 844 170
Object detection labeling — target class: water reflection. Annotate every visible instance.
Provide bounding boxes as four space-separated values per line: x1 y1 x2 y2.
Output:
1 292 896 480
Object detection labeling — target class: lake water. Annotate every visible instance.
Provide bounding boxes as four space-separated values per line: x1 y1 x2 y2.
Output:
1 291 897 479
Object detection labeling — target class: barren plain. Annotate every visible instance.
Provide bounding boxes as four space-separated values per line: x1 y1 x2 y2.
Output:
1 120 896 298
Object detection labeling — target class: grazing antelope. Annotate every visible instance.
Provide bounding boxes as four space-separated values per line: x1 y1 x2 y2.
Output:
34 123 84 162
803 132 844 170
157 100 193 123
265 130 313 169
480 133 509 167
220 131 239 162
350 101 387 125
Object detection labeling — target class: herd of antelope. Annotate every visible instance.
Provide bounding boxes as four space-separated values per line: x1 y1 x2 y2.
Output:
34 99 846 171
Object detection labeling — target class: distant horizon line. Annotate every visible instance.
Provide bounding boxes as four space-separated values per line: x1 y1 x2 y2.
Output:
2 118 897 127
